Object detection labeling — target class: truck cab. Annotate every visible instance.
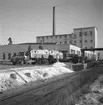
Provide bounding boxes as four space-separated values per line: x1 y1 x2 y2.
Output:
11 52 27 65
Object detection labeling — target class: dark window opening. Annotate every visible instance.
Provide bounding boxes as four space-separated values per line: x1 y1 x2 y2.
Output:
13 53 16 57
90 31 92 36
65 41 67 44
69 41 72 44
80 40 82 43
8 53 11 59
3 53 5 60
60 36 62 38
85 32 87 36
74 34 76 38
65 35 67 38
79 32 82 36
85 40 87 43
90 40 93 42
74 41 76 43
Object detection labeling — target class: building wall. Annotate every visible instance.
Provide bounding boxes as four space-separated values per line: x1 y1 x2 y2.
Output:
73 27 97 49
0 43 96 61
0 44 71 60
70 44 81 55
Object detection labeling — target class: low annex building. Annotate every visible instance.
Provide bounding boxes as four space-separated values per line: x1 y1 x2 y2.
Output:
0 43 81 61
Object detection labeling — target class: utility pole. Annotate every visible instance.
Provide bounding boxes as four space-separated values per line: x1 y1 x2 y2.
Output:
53 6 55 36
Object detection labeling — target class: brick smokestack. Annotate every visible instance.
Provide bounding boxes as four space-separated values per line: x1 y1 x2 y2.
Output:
53 6 55 36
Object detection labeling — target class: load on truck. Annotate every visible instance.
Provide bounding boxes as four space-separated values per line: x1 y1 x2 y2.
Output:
30 49 63 64
11 49 63 65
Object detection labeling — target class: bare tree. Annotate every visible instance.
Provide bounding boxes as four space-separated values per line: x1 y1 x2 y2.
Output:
8 37 13 45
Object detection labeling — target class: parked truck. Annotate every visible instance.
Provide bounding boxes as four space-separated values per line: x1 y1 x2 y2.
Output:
11 49 63 65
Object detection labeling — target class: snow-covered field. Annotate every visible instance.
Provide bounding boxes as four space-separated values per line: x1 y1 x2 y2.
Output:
0 62 74 93
75 75 103 105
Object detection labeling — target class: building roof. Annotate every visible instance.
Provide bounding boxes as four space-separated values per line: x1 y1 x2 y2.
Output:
36 33 72 38
18 42 57 45
0 44 26 53
74 26 98 31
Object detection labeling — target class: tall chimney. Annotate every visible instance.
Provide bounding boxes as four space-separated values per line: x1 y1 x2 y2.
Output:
53 6 55 36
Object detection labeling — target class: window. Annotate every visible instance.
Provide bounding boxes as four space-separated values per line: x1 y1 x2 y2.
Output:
80 40 82 43
69 41 72 44
85 47 87 49
79 32 82 36
90 31 92 36
3 53 5 60
74 34 76 37
90 40 93 42
60 36 62 38
85 40 87 43
60 42 62 44
65 41 67 44
13 53 16 57
71 50 75 54
74 41 76 44
64 35 67 39
85 32 87 36
77 51 80 55
8 53 11 59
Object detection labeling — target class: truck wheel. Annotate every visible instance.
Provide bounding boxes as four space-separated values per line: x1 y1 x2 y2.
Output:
13 62 16 65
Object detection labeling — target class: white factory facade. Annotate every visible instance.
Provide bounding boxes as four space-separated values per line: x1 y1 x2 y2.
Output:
36 27 97 49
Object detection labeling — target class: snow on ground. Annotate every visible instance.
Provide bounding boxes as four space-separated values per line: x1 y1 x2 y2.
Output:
0 62 74 93
75 75 103 105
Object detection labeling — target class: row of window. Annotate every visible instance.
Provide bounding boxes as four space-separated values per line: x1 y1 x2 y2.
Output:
71 50 80 55
79 31 93 36
38 31 93 40
38 35 68 40
85 47 93 49
74 40 93 44
2 53 17 60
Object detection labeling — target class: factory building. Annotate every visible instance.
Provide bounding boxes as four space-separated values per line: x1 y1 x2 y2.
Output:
36 34 73 44
36 27 97 49
0 43 82 61
72 27 97 49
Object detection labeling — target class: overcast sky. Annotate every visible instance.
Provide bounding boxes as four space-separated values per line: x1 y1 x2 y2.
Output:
0 0 102 46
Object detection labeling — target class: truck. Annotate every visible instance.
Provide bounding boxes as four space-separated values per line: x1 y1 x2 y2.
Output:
10 49 63 65
10 52 36 65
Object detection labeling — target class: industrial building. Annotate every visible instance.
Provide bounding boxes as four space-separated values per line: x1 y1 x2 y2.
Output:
36 34 73 44
36 27 97 49
0 43 82 61
73 27 97 49
0 42 97 61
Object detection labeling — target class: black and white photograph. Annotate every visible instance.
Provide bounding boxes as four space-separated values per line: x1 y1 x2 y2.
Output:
0 0 103 105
